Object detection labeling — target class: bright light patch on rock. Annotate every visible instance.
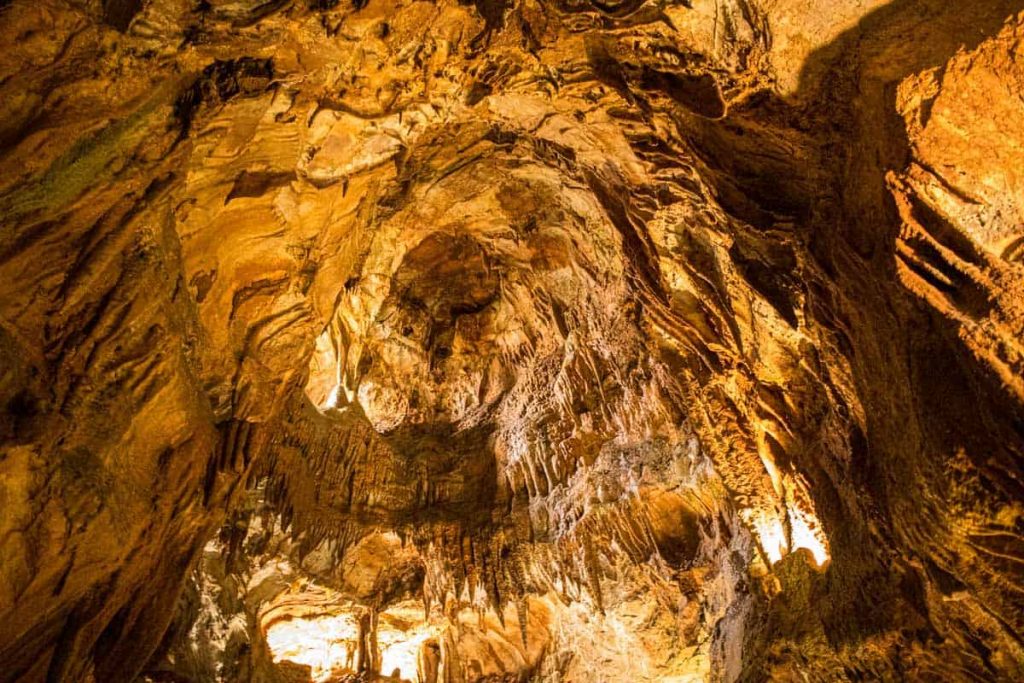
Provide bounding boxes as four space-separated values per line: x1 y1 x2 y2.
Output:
265 613 360 681
378 603 442 681
788 503 831 567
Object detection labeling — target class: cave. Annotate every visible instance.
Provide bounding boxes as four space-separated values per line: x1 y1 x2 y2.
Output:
1 0 1023 681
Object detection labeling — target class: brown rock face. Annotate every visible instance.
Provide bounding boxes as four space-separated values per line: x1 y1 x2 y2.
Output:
1 0 1023 681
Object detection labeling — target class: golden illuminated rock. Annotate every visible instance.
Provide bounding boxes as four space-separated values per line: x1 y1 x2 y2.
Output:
0 0 1022 681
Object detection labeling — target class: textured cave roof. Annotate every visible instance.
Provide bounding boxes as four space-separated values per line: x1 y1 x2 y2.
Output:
0 0 1023 681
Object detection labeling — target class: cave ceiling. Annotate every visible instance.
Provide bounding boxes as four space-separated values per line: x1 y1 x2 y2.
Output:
1 0 1023 681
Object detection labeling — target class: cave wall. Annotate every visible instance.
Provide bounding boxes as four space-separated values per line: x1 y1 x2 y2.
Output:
1 0 1023 681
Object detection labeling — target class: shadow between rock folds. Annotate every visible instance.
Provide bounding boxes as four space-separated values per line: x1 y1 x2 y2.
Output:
0 0 1022 681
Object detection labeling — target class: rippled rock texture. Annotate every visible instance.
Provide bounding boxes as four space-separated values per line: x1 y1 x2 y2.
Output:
1 0 1023 681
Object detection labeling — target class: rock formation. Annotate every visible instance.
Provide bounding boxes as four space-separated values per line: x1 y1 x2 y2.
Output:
0 0 1022 681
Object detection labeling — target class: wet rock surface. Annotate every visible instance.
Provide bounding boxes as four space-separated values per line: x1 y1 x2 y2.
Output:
1 0 1023 681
